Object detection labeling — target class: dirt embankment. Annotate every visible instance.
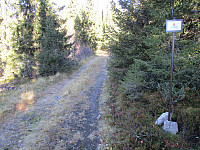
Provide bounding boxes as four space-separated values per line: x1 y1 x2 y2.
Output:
0 55 108 150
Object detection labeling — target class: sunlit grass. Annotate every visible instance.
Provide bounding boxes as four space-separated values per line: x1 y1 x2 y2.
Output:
16 91 36 111
95 49 109 57
0 55 108 149
17 56 107 149
0 70 71 122
98 74 117 150
62 56 106 97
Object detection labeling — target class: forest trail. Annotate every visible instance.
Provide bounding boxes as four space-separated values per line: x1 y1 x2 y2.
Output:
0 55 108 149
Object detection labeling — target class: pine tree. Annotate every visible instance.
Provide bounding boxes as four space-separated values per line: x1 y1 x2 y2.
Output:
107 1 200 148
12 0 36 78
36 0 72 76
74 12 90 45
109 0 199 90
74 3 97 50
0 0 20 80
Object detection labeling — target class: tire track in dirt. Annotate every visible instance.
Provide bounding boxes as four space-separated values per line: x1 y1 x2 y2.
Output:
71 58 107 149
0 55 108 150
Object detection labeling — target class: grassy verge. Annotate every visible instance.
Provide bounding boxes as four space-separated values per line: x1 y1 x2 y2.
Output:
0 72 67 121
101 75 200 149
0 55 108 149
0 55 96 122
98 74 117 150
19 56 107 149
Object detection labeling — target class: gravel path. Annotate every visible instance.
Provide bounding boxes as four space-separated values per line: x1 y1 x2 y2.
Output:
72 62 107 149
0 56 108 150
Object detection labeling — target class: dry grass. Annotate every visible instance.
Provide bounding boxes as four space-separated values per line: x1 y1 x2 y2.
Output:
22 56 106 149
0 55 97 121
98 76 117 150
0 72 68 121
62 57 106 97
95 50 109 57
16 91 36 111
0 55 108 149
1 55 108 149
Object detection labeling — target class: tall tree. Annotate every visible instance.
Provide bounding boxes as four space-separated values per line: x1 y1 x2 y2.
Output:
0 0 20 80
107 0 200 148
109 0 199 89
74 0 97 50
36 0 72 76
12 0 36 78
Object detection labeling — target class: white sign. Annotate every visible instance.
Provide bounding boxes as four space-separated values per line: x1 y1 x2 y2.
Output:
166 19 183 32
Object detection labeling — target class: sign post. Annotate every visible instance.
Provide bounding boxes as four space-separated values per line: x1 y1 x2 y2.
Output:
166 18 183 121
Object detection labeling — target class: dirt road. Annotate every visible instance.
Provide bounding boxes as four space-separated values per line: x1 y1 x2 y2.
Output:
0 55 108 150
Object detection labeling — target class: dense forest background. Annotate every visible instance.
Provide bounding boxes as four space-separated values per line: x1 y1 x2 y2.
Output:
106 0 199 149
0 0 111 82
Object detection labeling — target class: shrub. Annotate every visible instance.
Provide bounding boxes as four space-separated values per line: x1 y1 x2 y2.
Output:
37 50 72 76
106 88 189 149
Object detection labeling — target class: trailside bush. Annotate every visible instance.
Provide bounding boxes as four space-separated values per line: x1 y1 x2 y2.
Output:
37 50 72 76
106 84 189 149
174 55 200 90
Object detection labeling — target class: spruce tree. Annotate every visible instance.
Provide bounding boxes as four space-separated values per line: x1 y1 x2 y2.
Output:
12 0 36 78
74 8 97 50
0 0 20 80
107 1 200 148
109 0 199 90
36 0 72 76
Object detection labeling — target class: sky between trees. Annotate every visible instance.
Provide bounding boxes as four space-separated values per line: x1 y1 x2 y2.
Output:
51 0 118 13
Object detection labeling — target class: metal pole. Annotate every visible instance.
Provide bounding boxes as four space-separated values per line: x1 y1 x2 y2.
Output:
168 0 174 121
172 0 174 18
168 31 175 121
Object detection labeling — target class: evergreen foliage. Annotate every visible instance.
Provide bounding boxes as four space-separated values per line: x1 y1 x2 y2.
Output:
109 0 200 90
0 0 101 81
74 0 97 50
107 0 200 148
0 0 20 80
0 0 73 79
74 11 97 50
36 0 72 76
12 0 36 78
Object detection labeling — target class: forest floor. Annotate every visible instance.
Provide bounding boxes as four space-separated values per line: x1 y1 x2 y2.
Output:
0 53 109 150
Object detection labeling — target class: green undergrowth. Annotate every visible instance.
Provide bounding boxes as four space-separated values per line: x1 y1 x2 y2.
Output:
105 0 200 149
105 76 200 149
